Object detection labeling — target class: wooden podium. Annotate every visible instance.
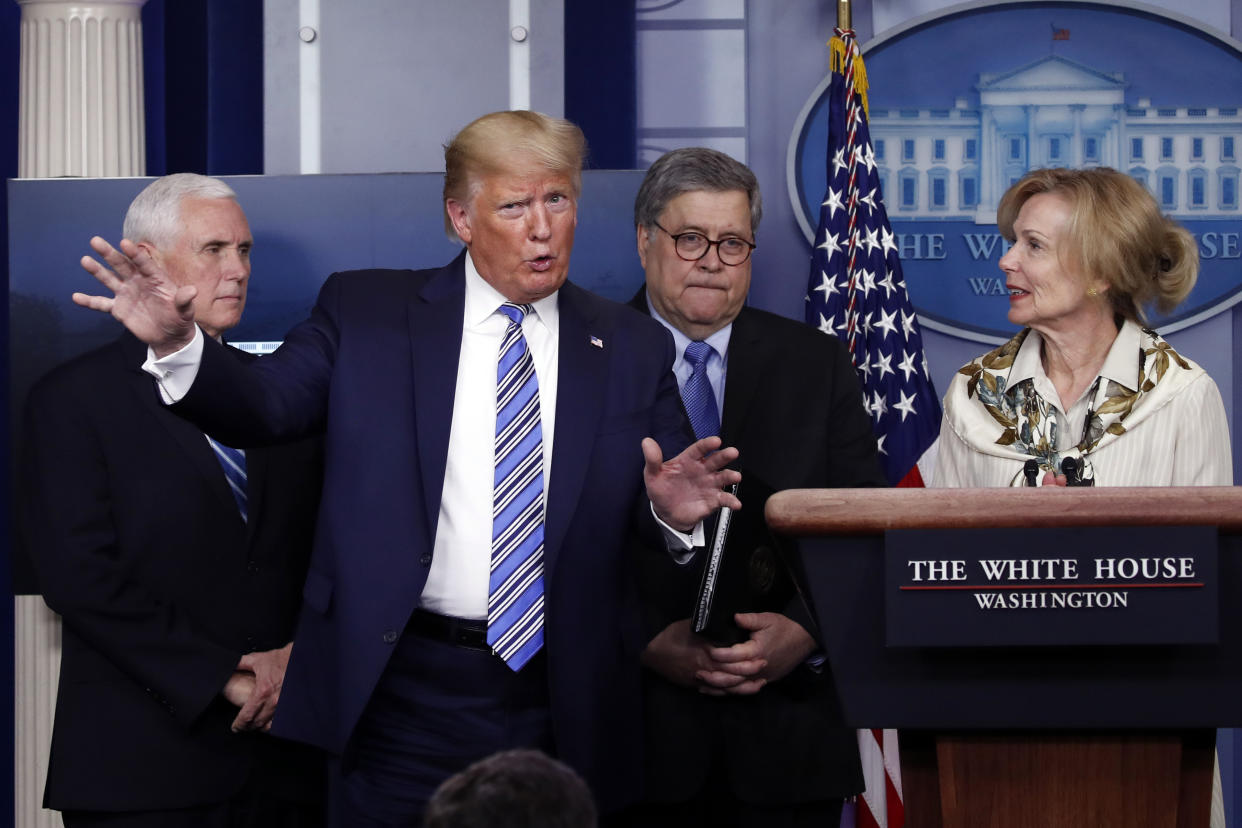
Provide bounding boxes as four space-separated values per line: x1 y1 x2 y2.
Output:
766 487 1242 828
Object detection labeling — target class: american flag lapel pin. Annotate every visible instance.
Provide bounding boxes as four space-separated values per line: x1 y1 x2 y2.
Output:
589 335 604 349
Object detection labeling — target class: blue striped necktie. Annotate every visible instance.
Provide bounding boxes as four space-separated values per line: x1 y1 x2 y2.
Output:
206 436 248 522
681 340 720 440
487 303 546 671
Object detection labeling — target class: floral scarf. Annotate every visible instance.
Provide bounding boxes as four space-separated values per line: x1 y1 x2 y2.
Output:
944 322 1202 486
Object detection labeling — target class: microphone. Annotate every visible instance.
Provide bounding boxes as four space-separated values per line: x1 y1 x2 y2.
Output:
1023 459 1039 487
1060 456 1093 487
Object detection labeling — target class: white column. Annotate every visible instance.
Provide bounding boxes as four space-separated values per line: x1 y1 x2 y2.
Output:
14 598 62 828
17 0 149 178
1025 104 1037 170
1113 103 1126 171
11 5 145 822
979 107 997 215
1071 104 1084 168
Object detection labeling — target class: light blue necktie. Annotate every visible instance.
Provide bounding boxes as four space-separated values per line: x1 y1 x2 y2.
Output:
681 340 720 441
206 436 248 522
487 303 546 671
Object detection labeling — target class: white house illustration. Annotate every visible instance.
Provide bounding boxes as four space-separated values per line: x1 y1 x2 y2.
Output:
870 55 1242 223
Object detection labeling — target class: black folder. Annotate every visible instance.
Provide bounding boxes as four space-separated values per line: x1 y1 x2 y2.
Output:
690 476 802 645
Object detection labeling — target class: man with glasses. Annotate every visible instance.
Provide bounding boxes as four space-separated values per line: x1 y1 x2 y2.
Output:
625 148 886 827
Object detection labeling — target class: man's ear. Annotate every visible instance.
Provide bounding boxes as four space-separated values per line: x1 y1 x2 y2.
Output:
135 241 162 266
445 199 472 245
636 224 650 270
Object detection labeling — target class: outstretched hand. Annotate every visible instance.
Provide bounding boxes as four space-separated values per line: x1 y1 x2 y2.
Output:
642 436 741 532
74 236 197 357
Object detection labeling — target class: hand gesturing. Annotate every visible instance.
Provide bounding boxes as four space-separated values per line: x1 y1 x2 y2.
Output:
75 236 197 357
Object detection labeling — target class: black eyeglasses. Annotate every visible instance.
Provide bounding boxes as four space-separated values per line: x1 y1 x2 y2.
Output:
654 222 756 266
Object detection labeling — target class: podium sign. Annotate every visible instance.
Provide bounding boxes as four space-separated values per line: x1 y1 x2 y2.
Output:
886 525 1217 647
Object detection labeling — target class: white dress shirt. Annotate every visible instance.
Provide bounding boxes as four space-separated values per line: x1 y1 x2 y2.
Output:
420 255 560 617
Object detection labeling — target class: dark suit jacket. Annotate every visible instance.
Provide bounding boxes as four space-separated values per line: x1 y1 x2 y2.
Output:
19 334 324 812
631 292 885 804
172 253 690 813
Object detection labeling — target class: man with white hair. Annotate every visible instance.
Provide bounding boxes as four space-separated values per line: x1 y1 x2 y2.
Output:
20 174 325 827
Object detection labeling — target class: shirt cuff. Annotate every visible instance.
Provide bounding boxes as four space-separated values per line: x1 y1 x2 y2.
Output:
650 503 705 565
141 327 205 404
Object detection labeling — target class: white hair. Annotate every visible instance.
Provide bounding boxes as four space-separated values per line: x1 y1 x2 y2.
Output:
122 173 238 249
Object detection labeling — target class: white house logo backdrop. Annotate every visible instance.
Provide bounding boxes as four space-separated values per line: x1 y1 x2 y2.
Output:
789 0 1242 342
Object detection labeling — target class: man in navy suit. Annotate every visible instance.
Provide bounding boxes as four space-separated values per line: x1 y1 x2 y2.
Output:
75 112 741 824
23 174 324 827
624 148 885 827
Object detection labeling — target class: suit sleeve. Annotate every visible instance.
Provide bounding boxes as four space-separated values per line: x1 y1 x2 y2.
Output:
174 274 344 447
19 383 241 728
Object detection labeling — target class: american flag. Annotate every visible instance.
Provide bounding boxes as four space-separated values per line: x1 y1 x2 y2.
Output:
805 27 936 828
804 27 941 489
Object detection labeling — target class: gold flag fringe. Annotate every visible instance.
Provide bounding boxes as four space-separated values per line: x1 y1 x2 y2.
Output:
828 35 869 119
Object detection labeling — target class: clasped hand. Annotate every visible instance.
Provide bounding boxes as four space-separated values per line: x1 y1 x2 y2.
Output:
221 642 293 733
642 614 816 696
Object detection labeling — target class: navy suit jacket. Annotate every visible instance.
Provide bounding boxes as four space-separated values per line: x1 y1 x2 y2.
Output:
20 334 323 812
175 252 691 812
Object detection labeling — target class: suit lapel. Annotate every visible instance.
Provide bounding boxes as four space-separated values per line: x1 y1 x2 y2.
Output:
118 335 241 519
720 309 764 448
544 283 607 575
409 253 467 535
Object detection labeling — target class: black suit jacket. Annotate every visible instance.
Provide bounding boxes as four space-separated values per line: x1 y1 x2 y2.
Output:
19 334 324 812
632 292 885 804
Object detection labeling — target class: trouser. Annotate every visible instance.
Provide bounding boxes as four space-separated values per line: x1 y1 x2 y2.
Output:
335 611 553 826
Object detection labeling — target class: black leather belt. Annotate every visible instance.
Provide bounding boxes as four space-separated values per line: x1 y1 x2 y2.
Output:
409 609 491 651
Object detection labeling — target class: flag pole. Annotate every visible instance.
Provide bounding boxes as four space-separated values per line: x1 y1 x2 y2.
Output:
838 0 851 30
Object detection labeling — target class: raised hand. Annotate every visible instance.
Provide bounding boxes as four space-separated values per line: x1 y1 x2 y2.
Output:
74 236 197 357
642 436 742 532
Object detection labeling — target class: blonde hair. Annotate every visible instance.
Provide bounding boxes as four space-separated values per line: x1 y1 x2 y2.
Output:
442 111 587 240
997 167 1198 324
